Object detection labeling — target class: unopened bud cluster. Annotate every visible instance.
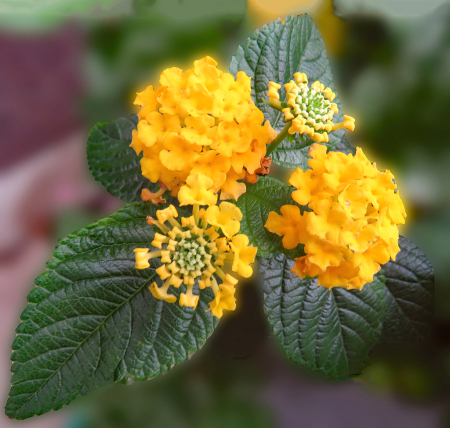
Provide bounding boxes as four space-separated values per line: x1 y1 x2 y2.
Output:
267 73 355 143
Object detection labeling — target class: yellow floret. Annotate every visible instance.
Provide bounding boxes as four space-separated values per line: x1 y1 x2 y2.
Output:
178 173 218 206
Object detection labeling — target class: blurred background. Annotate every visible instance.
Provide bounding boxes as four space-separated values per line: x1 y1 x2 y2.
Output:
1 0 449 427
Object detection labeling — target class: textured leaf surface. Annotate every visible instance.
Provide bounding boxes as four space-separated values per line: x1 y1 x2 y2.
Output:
229 14 348 169
87 114 157 203
6 203 218 420
235 176 304 259
380 236 434 343
260 253 386 379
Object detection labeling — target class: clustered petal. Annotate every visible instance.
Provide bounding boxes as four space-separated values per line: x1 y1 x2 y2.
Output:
266 72 355 143
131 56 276 200
134 198 256 319
265 144 406 290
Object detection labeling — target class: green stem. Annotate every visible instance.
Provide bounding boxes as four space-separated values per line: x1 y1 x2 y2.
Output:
266 122 291 157
263 98 283 111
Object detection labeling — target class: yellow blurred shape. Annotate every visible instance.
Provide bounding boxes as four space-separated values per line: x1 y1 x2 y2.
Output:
248 0 320 14
248 0 347 56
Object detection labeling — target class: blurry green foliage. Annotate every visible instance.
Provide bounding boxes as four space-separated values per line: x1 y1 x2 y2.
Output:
0 0 133 30
357 345 438 400
337 8 450 159
0 0 132 14
335 0 450 17
134 0 246 22
74 363 275 428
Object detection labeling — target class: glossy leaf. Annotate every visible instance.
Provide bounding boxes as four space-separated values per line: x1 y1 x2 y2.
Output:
235 176 304 259
6 203 218 420
229 14 348 169
87 114 158 203
380 236 434 343
260 253 386 380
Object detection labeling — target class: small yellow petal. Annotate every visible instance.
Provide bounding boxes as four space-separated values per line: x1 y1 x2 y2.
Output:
203 202 243 238
134 248 150 269
178 173 218 206
229 234 257 278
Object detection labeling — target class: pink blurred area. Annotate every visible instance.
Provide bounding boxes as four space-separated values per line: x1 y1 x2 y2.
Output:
0 25 121 427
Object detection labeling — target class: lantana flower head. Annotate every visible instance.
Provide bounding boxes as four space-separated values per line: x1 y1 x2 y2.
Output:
265 144 406 290
134 174 257 318
131 57 276 200
266 72 355 143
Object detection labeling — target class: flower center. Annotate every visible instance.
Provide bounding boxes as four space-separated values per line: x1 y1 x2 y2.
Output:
296 88 331 124
172 236 211 275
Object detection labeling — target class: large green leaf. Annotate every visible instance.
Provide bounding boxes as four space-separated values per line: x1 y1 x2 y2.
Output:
229 14 348 169
235 176 304 259
6 203 218 420
379 236 434 343
260 253 386 380
87 114 158 203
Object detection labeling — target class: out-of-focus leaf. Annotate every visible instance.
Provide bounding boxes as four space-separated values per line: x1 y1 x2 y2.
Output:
229 14 348 169
6 202 218 420
87 114 157 203
134 0 245 22
0 0 132 14
260 253 386 380
234 176 304 259
380 236 434 343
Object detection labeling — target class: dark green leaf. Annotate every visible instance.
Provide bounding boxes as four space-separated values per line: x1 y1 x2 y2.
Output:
235 176 304 259
260 253 386 380
229 14 349 169
87 114 158 203
6 203 218 420
333 133 356 155
379 236 434 343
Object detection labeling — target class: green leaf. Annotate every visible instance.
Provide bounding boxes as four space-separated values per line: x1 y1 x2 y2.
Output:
235 176 304 259
87 114 158 203
379 236 434 343
0 0 131 14
6 203 218 420
260 253 386 380
229 14 349 169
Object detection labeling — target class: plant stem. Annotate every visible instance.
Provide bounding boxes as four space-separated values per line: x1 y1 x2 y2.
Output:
263 98 283 111
266 122 291 157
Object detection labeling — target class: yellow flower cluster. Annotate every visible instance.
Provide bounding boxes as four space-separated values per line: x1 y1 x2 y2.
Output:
265 144 406 290
134 173 257 318
267 73 355 143
131 56 276 200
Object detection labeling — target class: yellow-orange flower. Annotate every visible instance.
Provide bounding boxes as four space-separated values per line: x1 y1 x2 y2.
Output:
208 274 238 318
266 73 355 143
203 202 242 238
264 205 308 250
131 56 276 201
178 173 218 206
133 191 256 318
265 144 406 290
229 234 258 278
